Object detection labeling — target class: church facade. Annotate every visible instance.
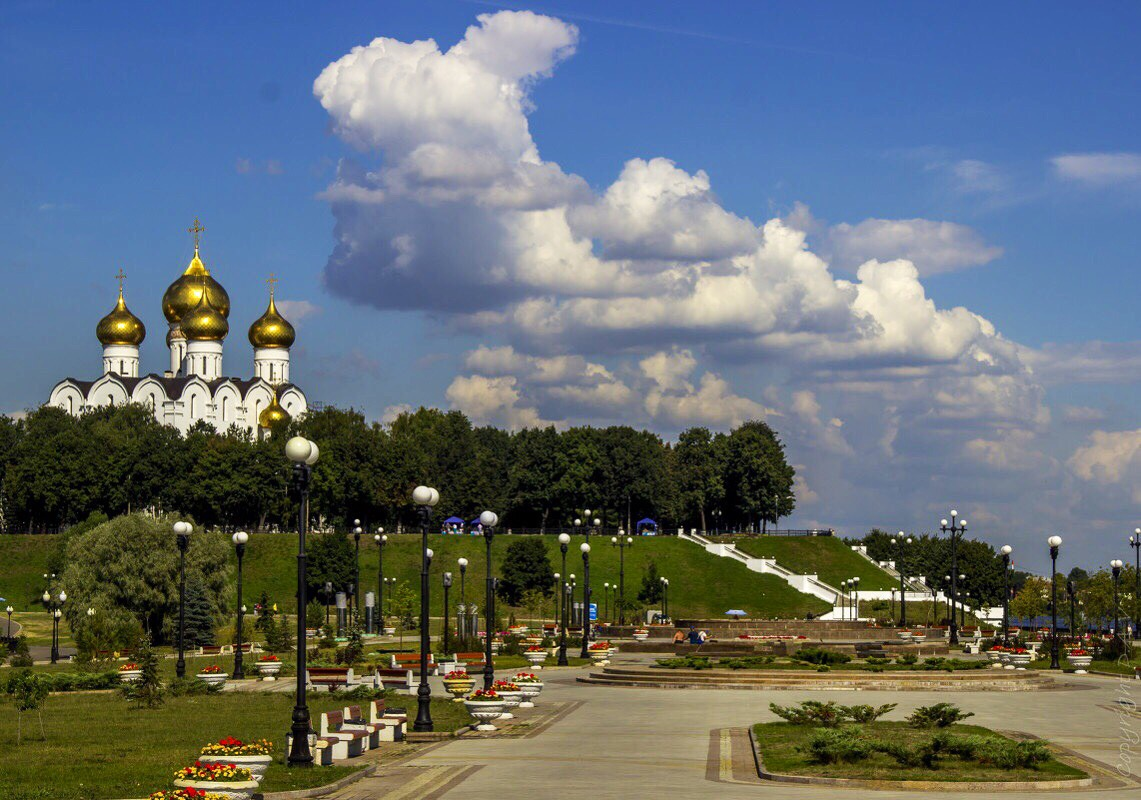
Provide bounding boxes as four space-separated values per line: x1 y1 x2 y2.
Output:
48 220 306 435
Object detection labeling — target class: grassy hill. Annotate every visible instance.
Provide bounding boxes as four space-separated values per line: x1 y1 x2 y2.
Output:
0 532 829 620
733 535 898 591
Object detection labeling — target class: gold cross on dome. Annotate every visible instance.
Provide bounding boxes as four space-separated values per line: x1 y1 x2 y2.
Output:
188 217 205 251
115 268 126 292
266 273 278 297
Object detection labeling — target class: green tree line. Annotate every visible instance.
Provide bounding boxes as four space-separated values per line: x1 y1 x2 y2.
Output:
0 404 795 535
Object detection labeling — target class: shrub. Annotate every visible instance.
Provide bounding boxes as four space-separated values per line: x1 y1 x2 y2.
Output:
5 669 51 744
871 739 921 767
168 676 222 696
895 652 918 665
864 656 890 665
793 647 851 666
907 703 975 728
769 701 846 727
805 727 870 764
121 632 164 708
8 635 33 667
845 703 897 724
974 737 1050 769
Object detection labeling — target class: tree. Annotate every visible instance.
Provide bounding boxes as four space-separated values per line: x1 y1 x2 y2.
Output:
182 579 216 648
124 632 164 708
1010 577 1049 622
674 427 724 531
724 421 795 531
637 560 663 605
498 537 555 605
307 532 356 599
6 670 50 744
389 582 417 649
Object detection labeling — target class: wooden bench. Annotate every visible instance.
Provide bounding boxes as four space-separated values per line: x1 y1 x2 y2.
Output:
307 667 357 691
452 651 489 672
196 645 225 657
366 699 407 740
391 653 436 674
319 710 368 759
338 704 383 749
374 668 415 693
543 624 558 637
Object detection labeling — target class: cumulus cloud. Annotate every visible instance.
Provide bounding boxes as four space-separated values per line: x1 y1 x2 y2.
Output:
276 300 322 322
824 218 1003 275
1067 429 1141 484
1051 152 1141 186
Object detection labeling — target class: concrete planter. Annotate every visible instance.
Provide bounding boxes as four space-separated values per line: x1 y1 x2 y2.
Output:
632 631 650 641
256 661 282 680
589 650 610 666
197 754 273 781
443 678 475 701
118 670 142 683
516 681 543 708
897 631 913 640
523 650 547 669
173 778 258 799
464 700 505 731
197 672 228 687
495 689 523 719
1067 654 1092 673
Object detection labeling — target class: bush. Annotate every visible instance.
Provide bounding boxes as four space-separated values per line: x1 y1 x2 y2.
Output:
804 727 870 764
975 737 1050 769
845 703 897 724
8 635 33 667
769 701 846 727
871 739 921 767
907 703 974 728
793 647 851 666
896 653 918 665
168 676 222 696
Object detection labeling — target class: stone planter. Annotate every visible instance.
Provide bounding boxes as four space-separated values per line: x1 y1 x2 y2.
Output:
464 700 505 731
118 669 142 683
383 626 396 636
197 754 273 782
1008 652 1032 669
197 672 228 688
1067 654 1093 674
523 650 547 669
173 779 259 800
495 689 523 719
516 681 543 707
443 678 475 701
589 650 610 665
256 661 282 681
631 631 649 641
897 630 913 640
910 634 926 643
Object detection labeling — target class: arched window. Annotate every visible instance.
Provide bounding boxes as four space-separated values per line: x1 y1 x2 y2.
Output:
222 395 231 421
119 360 124 374
66 396 74 414
190 393 198 418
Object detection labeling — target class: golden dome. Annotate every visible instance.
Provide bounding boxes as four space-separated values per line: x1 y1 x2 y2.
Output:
180 285 229 341
96 287 146 346
248 293 295 349
162 247 231 323
258 392 291 428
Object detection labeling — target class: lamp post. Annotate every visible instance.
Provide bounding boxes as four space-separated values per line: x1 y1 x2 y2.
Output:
1047 535 1062 669
660 576 669 621
958 574 966 628
232 531 249 680
852 577 860 621
1000 545 1012 646
557 533 570 666
612 531 633 625
1130 529 1140 637
602 583 610 621
285 435 319 767
352 520 363 624
5 605 12 639
443 572 453 655
1111 559 1124 647
479 510 499 691
939 511 968 645
42 580 65 663
891 533 912 627
1066 579 1077 645
172 520 192 677
579 543 592 658
324 581 333 628
458 558 468 606
411 485 440 732
374 530 387 628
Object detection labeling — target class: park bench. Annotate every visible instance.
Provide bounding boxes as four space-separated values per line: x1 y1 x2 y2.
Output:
364 698 407 740
374 667 415 693
854 643 888 659
195 645 225 657
338 704 383 749
318 710 368 758
543 624 558 637
285 730 335 766
452 651 489 672
391 652 437 674
307 667 358 691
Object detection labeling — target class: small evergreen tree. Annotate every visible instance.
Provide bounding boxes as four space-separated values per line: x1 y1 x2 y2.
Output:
182 579 216 648
637 560 663 604
498 537 555 605
389 581 417 649
254 591 275 633
124 632 164 708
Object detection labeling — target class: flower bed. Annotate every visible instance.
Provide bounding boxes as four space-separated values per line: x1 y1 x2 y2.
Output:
151 790 232 799
175 763 254 783
513 672 541 683
257 654 279 662
200 737 273 757
200 665 223 674
119 662 140 671
466 688 501 701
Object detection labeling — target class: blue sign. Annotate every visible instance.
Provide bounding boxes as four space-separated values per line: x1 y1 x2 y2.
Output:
589 602 597 621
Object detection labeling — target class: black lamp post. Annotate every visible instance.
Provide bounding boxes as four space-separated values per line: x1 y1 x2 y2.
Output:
660 576 669 621
374 530 387 629
958 574 966 628
5 605 12 639
1047 535 1062 669
442 572 453 655
285 435 319 767
579 543 592 659
232 531 248 680
611 531 633 625
891 533 912 628
602 583 610 621
352 520 362 624
324 581 333 628
479 510 499 691
173 521 191 677
1130 529 1140 637
1065 579 1076 645
411 485 440 732
1000 545 1012 646
458 558 468 606
1111 559 1124 647
852 577 860 621
939 511 968 645
557 533 570 666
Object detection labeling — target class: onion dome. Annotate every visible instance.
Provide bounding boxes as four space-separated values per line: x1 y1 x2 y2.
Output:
162 246 230 323
258 391 291 428
96 285 146 346
248 292 295 349
179 284 229 341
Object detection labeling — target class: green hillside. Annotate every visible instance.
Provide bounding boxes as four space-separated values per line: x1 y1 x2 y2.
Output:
734 535 898 591
0 531 828 620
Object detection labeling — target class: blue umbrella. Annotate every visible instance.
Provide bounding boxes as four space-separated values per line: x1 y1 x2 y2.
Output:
725 609 747 618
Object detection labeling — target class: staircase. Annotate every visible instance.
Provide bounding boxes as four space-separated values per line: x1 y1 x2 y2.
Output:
850 544 928 594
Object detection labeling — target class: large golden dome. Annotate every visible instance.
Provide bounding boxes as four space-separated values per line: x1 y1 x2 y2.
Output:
248 293 295 349
180 286 229 341
162 247 230 323
96 287 146 346
258 391 291 428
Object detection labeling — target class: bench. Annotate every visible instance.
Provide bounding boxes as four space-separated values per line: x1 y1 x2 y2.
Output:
285 730 335 766
367 699 407 740
338 704 384 749
391 653 436 674
307 667 358 691
453 651 489 672
374 668 415 693
543 624 558 637
319 710 368 758
196 645 225 657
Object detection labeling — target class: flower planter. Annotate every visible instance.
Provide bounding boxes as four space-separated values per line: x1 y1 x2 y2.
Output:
1067 654 1093 674
443 678 475 701
631 631 649 641
197 672 228 688
589 650 610 665
516 681 543 707
118 669 142 683
495 690 523 719
909 634 926 643
897 630 913 640
464 700 506 731
1008 652 1032 669
383 626 396 636
256 661 282 681
523 650 547 669
197 754 273 781
173 778 259 800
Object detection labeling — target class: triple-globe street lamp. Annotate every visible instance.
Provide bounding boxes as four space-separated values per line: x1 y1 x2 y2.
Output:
411 485 440 732
478 510 499 690
557 533 571 665
232 531 249 679
999 545 1013 645
611 532 634 625
171 522 192 677
939 511 968 645
285 435 319 767
374 529 387 628
1047 535 1062 669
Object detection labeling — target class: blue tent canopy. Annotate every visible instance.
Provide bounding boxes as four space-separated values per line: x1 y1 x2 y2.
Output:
443 516 465 525
636 518 657 526
469 518 482 526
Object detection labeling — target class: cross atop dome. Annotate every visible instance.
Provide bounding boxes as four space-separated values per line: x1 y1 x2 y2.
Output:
188 217 205 252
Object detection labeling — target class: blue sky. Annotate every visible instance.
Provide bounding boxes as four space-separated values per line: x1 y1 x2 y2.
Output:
2 1 1138 571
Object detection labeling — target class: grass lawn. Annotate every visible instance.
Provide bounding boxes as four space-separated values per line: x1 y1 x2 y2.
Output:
0 535 56 610
6 611 75 648
0 689 468 800
734 536 898 591
752 720 1087 782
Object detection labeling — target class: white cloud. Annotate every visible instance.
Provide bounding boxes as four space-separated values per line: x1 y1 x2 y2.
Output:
1020 341 1141 386
444 374 551 429
1061 405 1107 424
825 218 1003 275
276 300 322 322
1051 152 1141 186
1067 429 1141 484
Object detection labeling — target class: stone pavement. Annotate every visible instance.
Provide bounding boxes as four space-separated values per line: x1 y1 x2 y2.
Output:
328 657 1141 800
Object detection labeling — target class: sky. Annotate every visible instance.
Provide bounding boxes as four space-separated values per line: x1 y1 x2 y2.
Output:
1 1 1138 573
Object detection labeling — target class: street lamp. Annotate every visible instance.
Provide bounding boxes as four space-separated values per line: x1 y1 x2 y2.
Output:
172 520 192 677
411 485 440 732
1000 545 1012 645
579 543 592 658
323 581 333 628
1047 535 1062 669
939 511 968 645
852 577 860 621
557 533 571 666
232 531 249 680
890 533 912 627
1111 559 1124 647
479 510 499 690
285 434 319 767
352 520 363 624
611 531 633 625
1065 578 1077 645
458 558 468 606
443 572 453 655
42 584 66 664
603 583 610 621
1130 529 1140 638
661 577 670 621
958 574 966 628
5 605 12 639
374 530 387 629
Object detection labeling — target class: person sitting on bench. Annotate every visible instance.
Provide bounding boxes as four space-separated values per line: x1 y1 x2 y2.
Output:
687 627 702 645
672 629 686 645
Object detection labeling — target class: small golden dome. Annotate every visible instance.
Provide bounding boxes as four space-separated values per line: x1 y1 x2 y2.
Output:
258 392 291 428
180 286 229 341
248 293 295 349
162 247 231 323
96 287 146 346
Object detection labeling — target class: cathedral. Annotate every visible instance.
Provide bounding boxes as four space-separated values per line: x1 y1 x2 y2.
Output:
48 220 307 436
